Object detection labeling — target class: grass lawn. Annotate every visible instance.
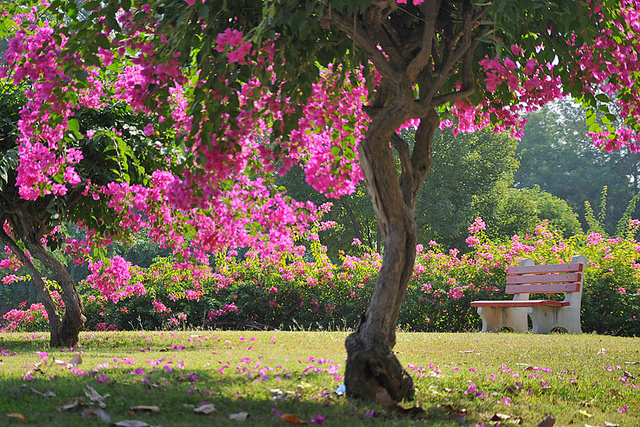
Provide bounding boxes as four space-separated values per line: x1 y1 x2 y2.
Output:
0 330 638 426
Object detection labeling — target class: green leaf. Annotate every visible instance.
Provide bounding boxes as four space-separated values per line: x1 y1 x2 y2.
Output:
68 4 78 19
344 147 355 160
68 118 80 133
96 34 110 50
82 1 101 11
588 122 602 133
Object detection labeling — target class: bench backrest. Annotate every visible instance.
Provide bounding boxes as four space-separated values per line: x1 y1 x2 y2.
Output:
506 262 585 294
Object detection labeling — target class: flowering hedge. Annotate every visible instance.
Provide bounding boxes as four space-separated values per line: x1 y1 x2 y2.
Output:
3 219 640 336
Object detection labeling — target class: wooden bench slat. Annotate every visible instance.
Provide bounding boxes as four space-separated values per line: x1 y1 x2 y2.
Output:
507 272 582 285
471 300 570 308
505 282 580 294
507 263 583 275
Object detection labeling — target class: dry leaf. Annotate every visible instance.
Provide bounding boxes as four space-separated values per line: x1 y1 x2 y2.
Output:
129 405 160 413
114 421 157 427
30 387 55 397
374 388 397 409
58 397 84 411
229 411 249 421
604 422 620 427
81 407 111 422
610 389 624 398
538 413 555 427
578 410 593 417
491 413 513 421
193 403 216 415
505 385 521 394
6 413 26 423
68 354 83 366
280 413 307 424
84 385 109 408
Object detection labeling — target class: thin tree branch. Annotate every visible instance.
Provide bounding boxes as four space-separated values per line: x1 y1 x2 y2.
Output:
329 11 398 79
391 132 413 178
423 6 488 106
406 0 440 82
431 86 475 107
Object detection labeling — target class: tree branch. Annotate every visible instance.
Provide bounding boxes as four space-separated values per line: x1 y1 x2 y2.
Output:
329 11 398 80
431 86 475 107
406 1 440 82
423 6 488 106
391 132 413 178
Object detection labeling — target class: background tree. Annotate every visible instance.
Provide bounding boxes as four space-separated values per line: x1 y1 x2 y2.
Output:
6 0 640 403
515 98 640 233
415 128 519 249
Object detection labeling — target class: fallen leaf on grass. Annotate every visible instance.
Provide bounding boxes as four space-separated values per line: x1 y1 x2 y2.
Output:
114 421 159 427
491 413 514 421
58 397 84 411
6 413 26 423
581 398 595 407
84 385 109 408
610 389 624 398
29 387 55 397
271 388 295 402
129 405 160 414
229 412 249 421
490 412 522 425
69 354 82 366
193 403 216 415
578 410 593 417
81 407 111 422
280 414 306 424
538 413 555 427
505 384 523 394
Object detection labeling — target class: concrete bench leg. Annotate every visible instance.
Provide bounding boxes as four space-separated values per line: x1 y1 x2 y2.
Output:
527 306 581 334
477 307 528 332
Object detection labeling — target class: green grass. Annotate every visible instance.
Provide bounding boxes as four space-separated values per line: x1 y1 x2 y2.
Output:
0 331 638 426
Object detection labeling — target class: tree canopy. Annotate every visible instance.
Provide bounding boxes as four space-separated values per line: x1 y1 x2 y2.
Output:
3 0 640 402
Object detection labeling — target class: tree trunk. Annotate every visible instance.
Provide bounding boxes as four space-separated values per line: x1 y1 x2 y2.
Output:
339 199 364 243
23 237 85 347
344 108 439 402
0 229 63 344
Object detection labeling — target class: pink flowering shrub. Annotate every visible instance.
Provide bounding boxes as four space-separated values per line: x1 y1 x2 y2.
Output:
5 218 640 335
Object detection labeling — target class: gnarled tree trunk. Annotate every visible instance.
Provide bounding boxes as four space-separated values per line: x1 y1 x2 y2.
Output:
0 220 85 347
329 0 486 402
344 104 440 402
0 228 64 343
24 236 85 347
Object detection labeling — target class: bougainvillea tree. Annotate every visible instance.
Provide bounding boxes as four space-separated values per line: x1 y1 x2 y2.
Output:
4 0 640 402
0 79 170 346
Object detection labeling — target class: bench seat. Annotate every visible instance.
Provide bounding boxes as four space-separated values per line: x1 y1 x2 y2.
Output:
471 300 570 308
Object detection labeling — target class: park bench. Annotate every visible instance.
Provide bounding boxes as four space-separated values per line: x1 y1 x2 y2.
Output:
470 255 588 334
